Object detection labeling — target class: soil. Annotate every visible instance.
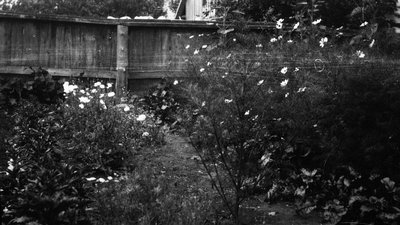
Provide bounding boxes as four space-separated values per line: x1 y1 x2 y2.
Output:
140 132 323 225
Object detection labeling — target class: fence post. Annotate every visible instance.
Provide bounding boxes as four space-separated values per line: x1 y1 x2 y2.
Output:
116 24 128 96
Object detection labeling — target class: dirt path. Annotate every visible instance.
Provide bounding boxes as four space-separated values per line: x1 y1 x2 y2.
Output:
141 133 322 225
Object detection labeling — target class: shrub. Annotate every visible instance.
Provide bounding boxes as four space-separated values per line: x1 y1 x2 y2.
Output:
1 76 165 224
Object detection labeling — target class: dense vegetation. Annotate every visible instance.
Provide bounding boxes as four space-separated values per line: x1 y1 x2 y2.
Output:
1 1 400 224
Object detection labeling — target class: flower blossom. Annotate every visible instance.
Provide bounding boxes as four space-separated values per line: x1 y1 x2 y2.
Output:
107 83 113 88
173 80 179 85
270 38 277 43
123 106 130 112
107 92 115 97
79 96 90 103
63 82 78 94
79 104 84 109
319 37 328 48
142 132 150 137
200 68 205 72
356 50 365 58
194 49 199 55
256 44 263 48
257 80 264 86
224 99 233 104
94 81 102 87
360 21 368 27
137 114 146 121
280 79 289 87
280 67 288 74
276 18 284 29
312 19 322 25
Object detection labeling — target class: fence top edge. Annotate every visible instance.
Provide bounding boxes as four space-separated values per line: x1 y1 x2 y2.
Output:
0 11 276 29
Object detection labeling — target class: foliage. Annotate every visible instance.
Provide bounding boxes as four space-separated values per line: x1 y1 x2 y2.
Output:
140 79 185 127
1 101 93 225
177 11 400 223
0 0 164 18
0 68 64 107
89 169 220 225
0 75 164 224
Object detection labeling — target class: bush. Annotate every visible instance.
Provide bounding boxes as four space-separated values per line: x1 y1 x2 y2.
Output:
1 76 165 224
177 17 400 223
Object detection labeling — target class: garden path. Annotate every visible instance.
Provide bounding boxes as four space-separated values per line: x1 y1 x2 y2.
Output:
140 133 322 225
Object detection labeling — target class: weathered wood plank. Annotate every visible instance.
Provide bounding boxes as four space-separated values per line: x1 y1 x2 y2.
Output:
0 66 117 79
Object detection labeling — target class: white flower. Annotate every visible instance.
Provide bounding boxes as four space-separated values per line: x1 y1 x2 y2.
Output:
257 80 264 86
280 79 289 87
294 67 299 72
226 53 232 58
201 101 206 107
207 62 212 66
194 49 199 55
107 83 113 88
107 92 115 97
200 68 205 72
369 39 375 48
107 176 113 180
233 38 236 42
185 45 190 49
99 99 105 105
7 159 14 171
99 84 105 89
142 132 150 137
244 110 250 116
256 44 263 48
94 81 102 87
312 19 322 25
270 37 277 43
97 178 106 183
293 22 300 30
360 21 368 27
285 93 290 98
161 105 167 110
86 177 96 181
319 37 328 48
189 35 194 39
198 34 204 37
280 67 288 74
79 104 84 109
173 80 179 85
137 114 146 121
224 99 233 104
297 87 307 92
80 90 85 94
123 106 130 112
356 50 365 58
287 39 293 43
91 89 97 93
202 45 208 49
276 18 284 29
79 96 90 103
277 35 283 40
99 94 104 98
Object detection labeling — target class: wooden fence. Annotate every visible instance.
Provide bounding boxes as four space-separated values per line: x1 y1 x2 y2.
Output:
0 12 277 93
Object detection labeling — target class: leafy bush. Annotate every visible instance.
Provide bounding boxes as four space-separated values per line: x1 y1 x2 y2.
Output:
89 169 220 225
141 79 185 127
1 76 165 224
177 15 400 223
